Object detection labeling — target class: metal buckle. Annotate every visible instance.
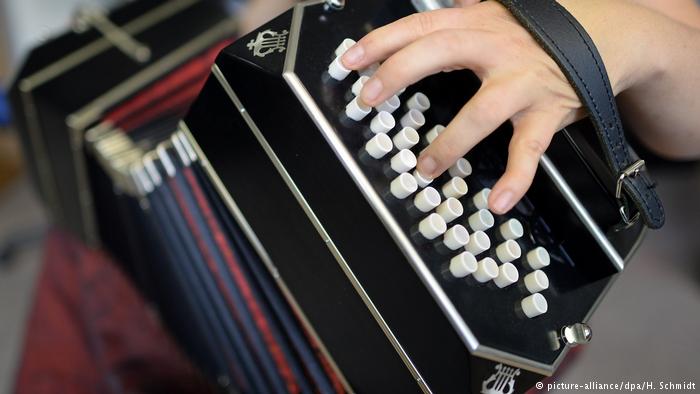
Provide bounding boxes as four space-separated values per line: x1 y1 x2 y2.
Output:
615 159 645 226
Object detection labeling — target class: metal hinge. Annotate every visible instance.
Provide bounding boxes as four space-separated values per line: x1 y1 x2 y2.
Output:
72 6 152 63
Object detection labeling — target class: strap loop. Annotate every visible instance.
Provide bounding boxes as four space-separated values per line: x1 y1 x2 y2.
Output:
494 0 665 229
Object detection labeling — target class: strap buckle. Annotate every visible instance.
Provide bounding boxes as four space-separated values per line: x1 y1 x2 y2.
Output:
615 159 645 225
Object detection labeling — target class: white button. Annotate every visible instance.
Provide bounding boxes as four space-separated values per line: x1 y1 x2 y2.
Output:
400 109 426 130
496 239 521 263
442 177 468 199
377 95 401 114
465 230 490 256
473 257 498 283
414 187 441 213
390 149 417 173
334 38 356 57
413 170 433 188
397 87 407 95
494 262 519 288
436 197 463 223
524 270 549 293
425 125 445 144
521 293 548 318
345 97 371 121
359 62 379 77
365 133 393 159
406 92 430 112
449 252 478 278
393 127 419 150
473 188 491 210
370 111 395 134
468 209 494 231
390 173 418 199
419 213 447 240
526 247 551 270
328 56 351 81
499 218 524 240
443 224 470 251
448 158 472 178
351 76 369 96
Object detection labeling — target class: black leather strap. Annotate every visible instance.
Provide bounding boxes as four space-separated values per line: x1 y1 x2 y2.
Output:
493 0 665 229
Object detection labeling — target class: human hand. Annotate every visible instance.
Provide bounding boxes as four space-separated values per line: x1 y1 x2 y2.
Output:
341 0 654 214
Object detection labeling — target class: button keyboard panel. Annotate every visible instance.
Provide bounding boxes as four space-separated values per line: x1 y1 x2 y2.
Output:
327 39 559 320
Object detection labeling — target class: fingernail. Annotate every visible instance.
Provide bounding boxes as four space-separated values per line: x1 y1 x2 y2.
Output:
361 78 383 103
491 189 514 214
418 154 438 177
342 45 364 67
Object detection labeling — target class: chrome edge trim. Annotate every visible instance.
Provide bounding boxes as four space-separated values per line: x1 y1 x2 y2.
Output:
179 121 354 393
540 154 625 271
213 64 430 392
284 71 478 384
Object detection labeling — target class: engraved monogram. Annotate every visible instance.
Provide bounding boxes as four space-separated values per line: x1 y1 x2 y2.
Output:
247 29 289 58
481 364 521 394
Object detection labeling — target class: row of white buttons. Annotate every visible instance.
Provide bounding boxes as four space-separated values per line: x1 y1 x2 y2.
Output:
333 40 550 318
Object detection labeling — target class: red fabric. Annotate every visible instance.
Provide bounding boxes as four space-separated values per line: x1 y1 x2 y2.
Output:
182 168 301 393
103 40 232 132
14 229 214 394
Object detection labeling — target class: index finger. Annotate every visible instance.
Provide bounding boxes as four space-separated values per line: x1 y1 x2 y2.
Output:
341 8 473 70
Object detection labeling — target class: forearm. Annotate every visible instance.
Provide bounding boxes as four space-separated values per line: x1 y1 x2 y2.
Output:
619 20 700 160
559 0 700 160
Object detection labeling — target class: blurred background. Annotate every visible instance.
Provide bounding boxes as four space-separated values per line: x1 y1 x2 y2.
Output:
0 1 698 393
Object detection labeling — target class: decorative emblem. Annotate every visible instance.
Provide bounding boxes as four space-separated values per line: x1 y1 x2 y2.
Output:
481 364 521 394
247 29 289 58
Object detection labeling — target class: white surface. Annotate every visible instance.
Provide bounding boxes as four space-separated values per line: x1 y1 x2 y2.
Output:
425 124 445 144
406 92 430 112
328 56 351 81
418 213 447 240
499 218 524 240
494 262 519 288
441 177 468 199
334 38 356 57
443 224 469 251
413 169 433 188
345 97 371 121
400 109 426 130
526 246 550 270
365 133 393 159
376 95 400 114
390 149 417 174
413 187 441 213
390 173 417 199
495 239 521 263
370 111 395 134
521 293 548 318
393 127 419 150
448 158 472 179
524 270 549 294
473 188 491 210
436 197 463 223
351 75 369 96
465 230 491 256
468 209 494 232
449 252 478 278
474 257 499 283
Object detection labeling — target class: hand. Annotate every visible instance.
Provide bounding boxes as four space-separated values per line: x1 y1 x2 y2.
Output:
340 0 651 214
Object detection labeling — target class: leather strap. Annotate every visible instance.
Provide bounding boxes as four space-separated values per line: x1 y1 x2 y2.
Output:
493 0 665 229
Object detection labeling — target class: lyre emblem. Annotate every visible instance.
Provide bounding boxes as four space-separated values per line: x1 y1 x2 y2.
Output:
247 29 289 58
481 364 521 394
